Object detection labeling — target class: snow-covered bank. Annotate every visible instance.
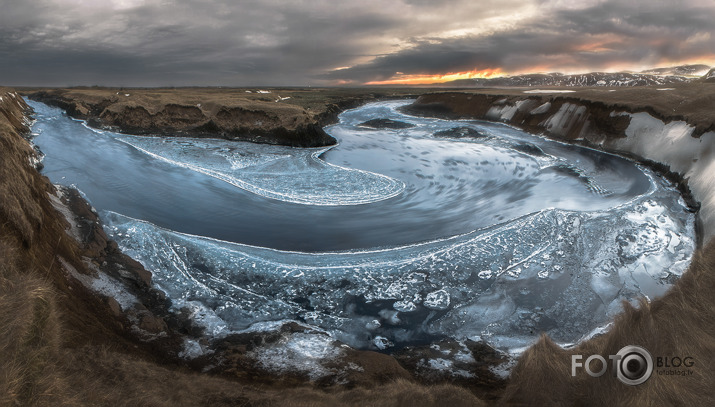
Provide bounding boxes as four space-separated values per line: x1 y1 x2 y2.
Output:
606 114 715 243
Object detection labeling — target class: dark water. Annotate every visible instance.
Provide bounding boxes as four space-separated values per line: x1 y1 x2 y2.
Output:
31 100 650 252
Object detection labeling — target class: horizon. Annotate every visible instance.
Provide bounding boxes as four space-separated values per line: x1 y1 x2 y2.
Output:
9 61 713 90
2 0 715 87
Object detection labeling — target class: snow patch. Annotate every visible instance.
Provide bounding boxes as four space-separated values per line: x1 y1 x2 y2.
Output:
178 338 206 359
419 358 474 378
523 89 576 94
60 257 138 311
607 113 715 240
541 103 587 137
47 188 82 242
249 332 344 380
489 357 518 379
530 102 551 115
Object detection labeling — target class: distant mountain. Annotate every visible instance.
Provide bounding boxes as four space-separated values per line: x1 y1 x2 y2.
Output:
437 64 712 88
640 64 711 77
704 68 715 83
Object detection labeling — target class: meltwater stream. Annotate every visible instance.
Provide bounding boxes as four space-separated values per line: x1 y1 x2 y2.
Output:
29 100 695 354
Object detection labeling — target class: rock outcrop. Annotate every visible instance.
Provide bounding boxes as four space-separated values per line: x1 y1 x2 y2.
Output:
29 89 337 147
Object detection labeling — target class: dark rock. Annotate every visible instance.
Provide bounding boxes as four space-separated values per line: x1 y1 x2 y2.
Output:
359 118 416 129
137 310 169 334
393 338 507 400
511 143 545 156
433 126 488 139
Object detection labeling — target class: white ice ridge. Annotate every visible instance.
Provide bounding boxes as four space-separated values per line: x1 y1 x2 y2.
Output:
115 136 405 206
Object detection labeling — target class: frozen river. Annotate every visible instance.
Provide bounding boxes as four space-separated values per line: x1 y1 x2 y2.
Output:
29 99 695 353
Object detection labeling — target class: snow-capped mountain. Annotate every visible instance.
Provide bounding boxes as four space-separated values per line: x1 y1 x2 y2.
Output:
640 64 711 77
704 68 715 83
439 64 712 88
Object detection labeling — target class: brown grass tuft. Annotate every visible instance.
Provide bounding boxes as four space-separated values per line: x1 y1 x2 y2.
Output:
0 242 70 406
502 241 715 406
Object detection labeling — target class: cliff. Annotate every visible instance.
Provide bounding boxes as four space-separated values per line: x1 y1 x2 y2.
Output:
25 88 423 148
28 88 339 147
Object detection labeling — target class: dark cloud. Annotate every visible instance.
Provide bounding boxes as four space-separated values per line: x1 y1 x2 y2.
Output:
0 0 407 85
328 0 715 83
0 0 713 86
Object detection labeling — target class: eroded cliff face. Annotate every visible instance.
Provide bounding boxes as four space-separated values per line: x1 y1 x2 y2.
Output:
0 87 180 342
0 87 187 404
29 89 337 147
405 89 715 243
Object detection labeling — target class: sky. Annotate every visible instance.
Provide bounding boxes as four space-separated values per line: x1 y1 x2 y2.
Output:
1 0 714 86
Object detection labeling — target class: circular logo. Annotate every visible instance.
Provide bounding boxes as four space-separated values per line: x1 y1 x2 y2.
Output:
616 345 653 385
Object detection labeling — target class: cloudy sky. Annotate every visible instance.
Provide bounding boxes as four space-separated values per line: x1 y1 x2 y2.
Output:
2 0 714 86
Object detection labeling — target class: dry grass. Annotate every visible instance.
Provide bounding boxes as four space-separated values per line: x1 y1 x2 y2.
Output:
502 240 715 406
0 241 71 406
0 117 43 246
56 345 483 407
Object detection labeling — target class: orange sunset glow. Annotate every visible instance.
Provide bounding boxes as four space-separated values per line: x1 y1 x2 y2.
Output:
365 68 504 85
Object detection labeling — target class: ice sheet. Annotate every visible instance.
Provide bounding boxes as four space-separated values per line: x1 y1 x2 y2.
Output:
116 136 405 206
